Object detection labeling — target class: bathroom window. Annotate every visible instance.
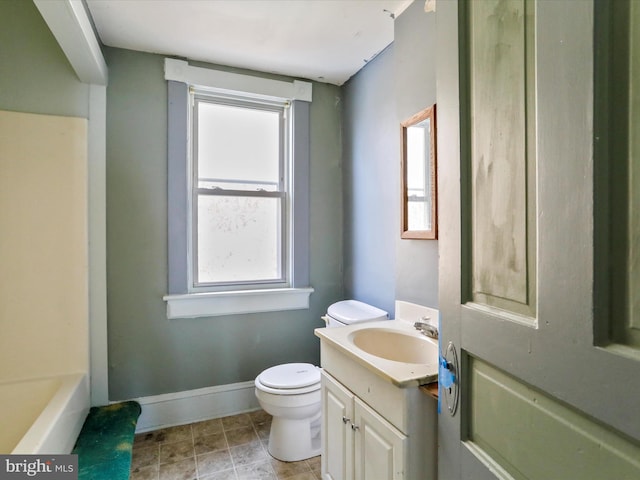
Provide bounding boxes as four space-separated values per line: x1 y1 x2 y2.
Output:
192 94 288 288
163 59 313 318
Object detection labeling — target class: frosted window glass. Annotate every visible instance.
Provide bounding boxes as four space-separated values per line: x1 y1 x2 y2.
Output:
197 102 280 190
197 195 281 284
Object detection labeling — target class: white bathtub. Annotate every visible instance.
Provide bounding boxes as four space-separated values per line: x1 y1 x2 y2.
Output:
0 373 89 454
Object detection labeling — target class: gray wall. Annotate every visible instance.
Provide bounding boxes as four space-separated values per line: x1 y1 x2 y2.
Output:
104 47 343 400
343 1 438 316
394 2 439 308
342 44 398 316
0 0 88 117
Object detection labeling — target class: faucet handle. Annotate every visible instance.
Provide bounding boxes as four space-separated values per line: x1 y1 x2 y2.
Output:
414 320 438 339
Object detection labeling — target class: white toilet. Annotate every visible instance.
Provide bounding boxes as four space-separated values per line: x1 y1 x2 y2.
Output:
254 300 388 462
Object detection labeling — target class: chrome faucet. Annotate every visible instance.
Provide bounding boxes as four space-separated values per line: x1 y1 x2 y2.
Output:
414 317 438 339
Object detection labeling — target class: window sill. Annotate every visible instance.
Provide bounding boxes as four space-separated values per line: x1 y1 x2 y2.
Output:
163 287 314 319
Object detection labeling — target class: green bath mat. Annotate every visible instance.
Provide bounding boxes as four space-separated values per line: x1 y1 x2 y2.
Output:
72 401 141 480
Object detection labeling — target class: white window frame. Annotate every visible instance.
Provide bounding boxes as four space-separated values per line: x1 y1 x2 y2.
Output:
190 92 289 291
163 59 313 318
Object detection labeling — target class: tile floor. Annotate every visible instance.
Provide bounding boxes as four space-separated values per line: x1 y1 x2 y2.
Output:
130 410 321 480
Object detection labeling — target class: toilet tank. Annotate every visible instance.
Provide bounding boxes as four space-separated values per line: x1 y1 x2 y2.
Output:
324 300 388 327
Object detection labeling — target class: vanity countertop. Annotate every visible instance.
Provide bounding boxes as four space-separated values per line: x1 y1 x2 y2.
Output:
314 318 439 388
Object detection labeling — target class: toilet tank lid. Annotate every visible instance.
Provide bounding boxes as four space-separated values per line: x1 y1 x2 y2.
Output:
258 363 320 389
327 300 388 325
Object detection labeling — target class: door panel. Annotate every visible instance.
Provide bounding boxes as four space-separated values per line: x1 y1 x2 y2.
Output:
468 0 536 318
467 359 640 480
609 0 640 349
437 1 640 479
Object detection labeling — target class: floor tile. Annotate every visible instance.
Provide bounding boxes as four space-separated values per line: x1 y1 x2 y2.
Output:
158 425 193 444
131 410 322 480
194 432 227 455
269 458 311 478
225 425 259 447
254 421 271 442
280 473 316 480
159 457 197 480
160 439 195 465
134 430 165 449
229 440 269 467
221 413 253 431
248 410 271 425
130 463 159 480
235 460 276 480
306 456 321 478
131 444 160 470
196 449 234 477
199 469 237 480
192 419 224 438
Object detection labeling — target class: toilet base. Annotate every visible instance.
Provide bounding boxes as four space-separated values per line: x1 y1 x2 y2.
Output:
267 413 322 462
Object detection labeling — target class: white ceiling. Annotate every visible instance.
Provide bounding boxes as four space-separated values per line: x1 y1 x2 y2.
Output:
86 0 414 86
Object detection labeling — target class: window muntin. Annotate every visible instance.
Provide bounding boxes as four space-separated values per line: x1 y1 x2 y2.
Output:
191 93 289 290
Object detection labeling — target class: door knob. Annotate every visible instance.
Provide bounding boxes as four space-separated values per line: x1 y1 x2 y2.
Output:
441 341 459 416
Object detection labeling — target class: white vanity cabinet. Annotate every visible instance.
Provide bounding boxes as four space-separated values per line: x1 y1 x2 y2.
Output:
322 371 407 480
316 304 439 480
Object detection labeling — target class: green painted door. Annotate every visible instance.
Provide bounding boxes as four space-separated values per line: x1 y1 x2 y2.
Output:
436 1 640 478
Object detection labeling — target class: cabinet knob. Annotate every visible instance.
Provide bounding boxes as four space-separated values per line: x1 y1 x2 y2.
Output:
351 424 360 431
342 416 350 424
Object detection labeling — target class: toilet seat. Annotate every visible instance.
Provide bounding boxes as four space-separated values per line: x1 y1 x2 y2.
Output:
255 363 321 395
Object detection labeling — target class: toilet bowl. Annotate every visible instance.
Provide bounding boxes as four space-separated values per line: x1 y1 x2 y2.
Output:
254 363 322 462
254 300 388 462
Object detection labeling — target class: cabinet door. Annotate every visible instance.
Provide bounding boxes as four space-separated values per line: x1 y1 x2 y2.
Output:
321 371 354 480
353 397 407 480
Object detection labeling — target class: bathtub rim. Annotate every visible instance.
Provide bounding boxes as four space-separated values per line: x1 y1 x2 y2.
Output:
11 372 89 454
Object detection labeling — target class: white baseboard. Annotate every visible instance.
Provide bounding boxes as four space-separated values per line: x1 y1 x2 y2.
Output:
132 380 260 433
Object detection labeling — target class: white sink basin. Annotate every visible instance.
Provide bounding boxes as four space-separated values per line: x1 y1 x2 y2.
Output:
315 317 440 387
349 328 438 364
